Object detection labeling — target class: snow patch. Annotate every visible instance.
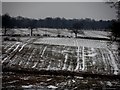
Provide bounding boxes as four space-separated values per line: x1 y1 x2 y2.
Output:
62 53 68 70
22 85 33 88
47 85 58 89
41 46 47 57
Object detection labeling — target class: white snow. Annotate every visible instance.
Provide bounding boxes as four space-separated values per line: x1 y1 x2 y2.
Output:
68 62 73 71
106 81 112 86
100 49 107 70
85 53 97 57
12 44 20 52
47 61 51 70
75 76 83 79
22 85 33 88
34 37 109 48
41 46 47 57
4 44 12 50
46 78 52 81
32 62 38 68
62 53 68 70
72 80 76 83
2 30 119 75
75 40 80 71
84 30 109 39
19 43 27 52
19 61 22 66
82 47 85 71
2 56 9 63
47 85 58 89
6 42 19 53
26 49 36 66
107 48 119 75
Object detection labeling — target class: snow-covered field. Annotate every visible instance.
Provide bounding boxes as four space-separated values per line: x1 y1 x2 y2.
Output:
2 37 120 75
83 30 110 39
3 28 110 38
34 37 110 48
6 28 72 37
2 28 120 90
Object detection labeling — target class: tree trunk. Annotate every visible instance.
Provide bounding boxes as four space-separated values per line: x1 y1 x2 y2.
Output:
30 28 33 36
75 33 77 38
4 27 7 36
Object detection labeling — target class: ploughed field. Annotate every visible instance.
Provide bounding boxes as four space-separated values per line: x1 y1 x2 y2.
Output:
2 37 120 89
2 37 119 75
2 72 120 90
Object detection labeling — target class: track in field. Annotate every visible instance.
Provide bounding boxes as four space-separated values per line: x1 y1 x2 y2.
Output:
2 38 119 75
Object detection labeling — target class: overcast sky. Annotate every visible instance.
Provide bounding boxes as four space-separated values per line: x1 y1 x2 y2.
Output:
2 2 116 20
2 0 119 2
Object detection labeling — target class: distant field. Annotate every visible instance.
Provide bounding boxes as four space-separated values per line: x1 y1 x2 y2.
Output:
2 28 110 38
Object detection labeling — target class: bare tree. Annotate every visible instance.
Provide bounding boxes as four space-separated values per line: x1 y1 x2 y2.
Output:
29 19 37 36
72 22 83 38
2 14 11 35
107 1 120 54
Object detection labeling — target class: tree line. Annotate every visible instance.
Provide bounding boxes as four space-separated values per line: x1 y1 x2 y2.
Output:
1 14 113 36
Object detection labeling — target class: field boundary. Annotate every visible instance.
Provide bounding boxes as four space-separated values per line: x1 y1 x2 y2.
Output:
3 67 120 80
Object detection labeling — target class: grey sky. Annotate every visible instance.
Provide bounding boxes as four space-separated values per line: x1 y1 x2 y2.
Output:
2 0 108 2
2 0 119 2
2 2 116 20
0 2 1 13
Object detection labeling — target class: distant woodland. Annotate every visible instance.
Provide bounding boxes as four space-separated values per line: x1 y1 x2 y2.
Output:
1 14 114 30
